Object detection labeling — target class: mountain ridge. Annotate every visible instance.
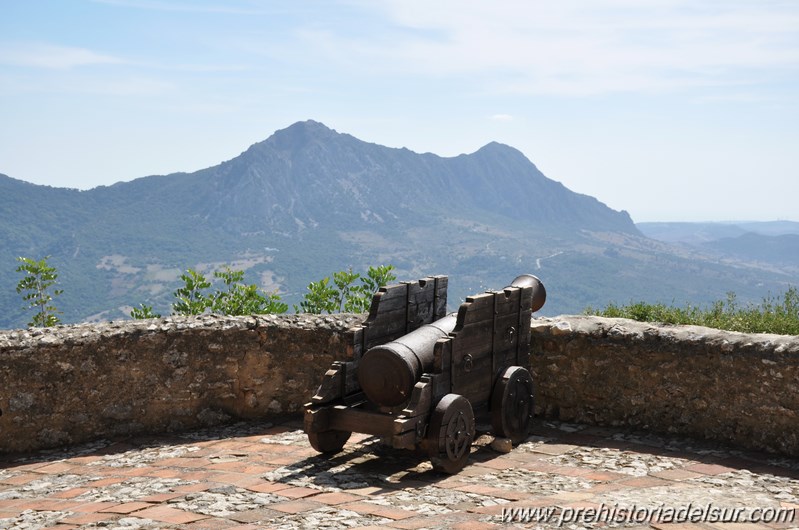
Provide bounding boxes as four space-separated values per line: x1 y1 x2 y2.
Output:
0 121 792 327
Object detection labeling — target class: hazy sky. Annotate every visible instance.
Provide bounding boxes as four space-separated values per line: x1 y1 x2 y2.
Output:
1 1 797 222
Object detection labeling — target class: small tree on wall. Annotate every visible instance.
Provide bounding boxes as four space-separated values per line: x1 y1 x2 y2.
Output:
15 256 63 327
296 265 396 314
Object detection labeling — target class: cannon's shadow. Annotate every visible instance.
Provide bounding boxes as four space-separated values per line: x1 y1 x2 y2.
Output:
260 431 503 492
263 419 799 492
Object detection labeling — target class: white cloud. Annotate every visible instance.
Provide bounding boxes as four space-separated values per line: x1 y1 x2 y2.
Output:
301 1 799 96
490 114 514 122
0 43 123 70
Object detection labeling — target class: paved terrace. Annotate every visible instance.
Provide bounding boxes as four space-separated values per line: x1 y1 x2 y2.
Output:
1 419 798 530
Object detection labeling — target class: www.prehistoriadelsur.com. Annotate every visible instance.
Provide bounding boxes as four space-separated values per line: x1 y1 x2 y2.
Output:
501 502 796 526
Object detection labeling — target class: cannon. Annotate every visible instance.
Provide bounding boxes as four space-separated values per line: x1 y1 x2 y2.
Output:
303 274 546 473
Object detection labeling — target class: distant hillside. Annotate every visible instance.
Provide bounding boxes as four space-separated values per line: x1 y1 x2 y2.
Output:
637 220 799 270
637 221 799 244
704 233 799 267
0 121 794 328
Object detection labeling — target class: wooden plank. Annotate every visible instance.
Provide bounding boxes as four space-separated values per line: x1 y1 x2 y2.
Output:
391 430 418 450
450 320 494 358
310 363 344 404
304 407 330 432
365 284 409 315
517 309 533 365
433 276 448 320
342 361 361 396
520 288 534 313
493 287 522 315
451 350 492 404
494 351 517 375
432 370 451 402
347 328 364 361
393 415 424 436
433 338 450 373
453 293 495 328
363 308 409 348
406 278 437 332
328 405 396 436
400 375 434 417
492 313 520 356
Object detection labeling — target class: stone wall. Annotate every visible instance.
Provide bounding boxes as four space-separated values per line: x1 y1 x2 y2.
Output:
529 316 799 457
1 314 797 456
0 314 361 454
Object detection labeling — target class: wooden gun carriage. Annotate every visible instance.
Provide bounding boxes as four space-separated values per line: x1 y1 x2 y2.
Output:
304 274 546 473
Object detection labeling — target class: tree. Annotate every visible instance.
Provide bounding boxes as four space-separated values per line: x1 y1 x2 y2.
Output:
357 264 396 310
333 268 362 313
15 256 63 327
210 267 288 315
296 265 396 314
132 265 288 318
295 277 339 314
171 269 212 316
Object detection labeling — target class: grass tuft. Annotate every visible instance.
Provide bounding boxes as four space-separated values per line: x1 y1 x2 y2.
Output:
585 287 799 335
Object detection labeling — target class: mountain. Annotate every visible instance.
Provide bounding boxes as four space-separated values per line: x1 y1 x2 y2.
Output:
637 220 799 244
637 221 799 270
703 233 799 267
0 121 794 328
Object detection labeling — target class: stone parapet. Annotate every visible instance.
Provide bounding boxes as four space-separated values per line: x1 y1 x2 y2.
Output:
1 314 797 456
529 315 799 457
0 314 361 453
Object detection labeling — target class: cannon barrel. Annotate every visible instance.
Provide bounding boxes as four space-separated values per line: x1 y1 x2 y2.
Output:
357 274 546 407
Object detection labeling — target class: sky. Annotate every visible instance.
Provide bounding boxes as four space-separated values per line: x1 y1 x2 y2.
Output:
1 0 797 223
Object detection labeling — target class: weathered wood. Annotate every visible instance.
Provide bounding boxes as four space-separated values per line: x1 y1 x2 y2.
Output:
347 328 363 361
401 374 435 417
328 405 397 436
341 361 361 397
304 274 545 474
359 276 448 351
391 430 418 450
405 277 441 333
453 293 495 326
304 406 330 432
450 319 494 358
310 363 345 404
362 308 408 349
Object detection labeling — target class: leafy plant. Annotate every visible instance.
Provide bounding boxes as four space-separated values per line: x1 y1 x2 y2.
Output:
585 286 799 335
211 267 288 315
15 256 63 327
296 265 397 314
171 269 212 316
136 265 288 318
362 264 397 294
130 304 161 319
295 277 339 314
333 268 373 313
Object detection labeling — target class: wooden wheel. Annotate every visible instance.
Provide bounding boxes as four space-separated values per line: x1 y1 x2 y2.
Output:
308 429 351 454
425 394 475 474
491 366 534 445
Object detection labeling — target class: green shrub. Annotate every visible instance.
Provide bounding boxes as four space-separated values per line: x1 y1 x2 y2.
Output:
131 265 288 318
585 287 799 335
15 256 63 327
295 265 396 314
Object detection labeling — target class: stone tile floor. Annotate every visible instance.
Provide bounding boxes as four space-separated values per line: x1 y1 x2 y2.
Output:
1 419 798 529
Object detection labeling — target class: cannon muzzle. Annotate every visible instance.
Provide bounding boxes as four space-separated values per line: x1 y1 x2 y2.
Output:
357 274 545 407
